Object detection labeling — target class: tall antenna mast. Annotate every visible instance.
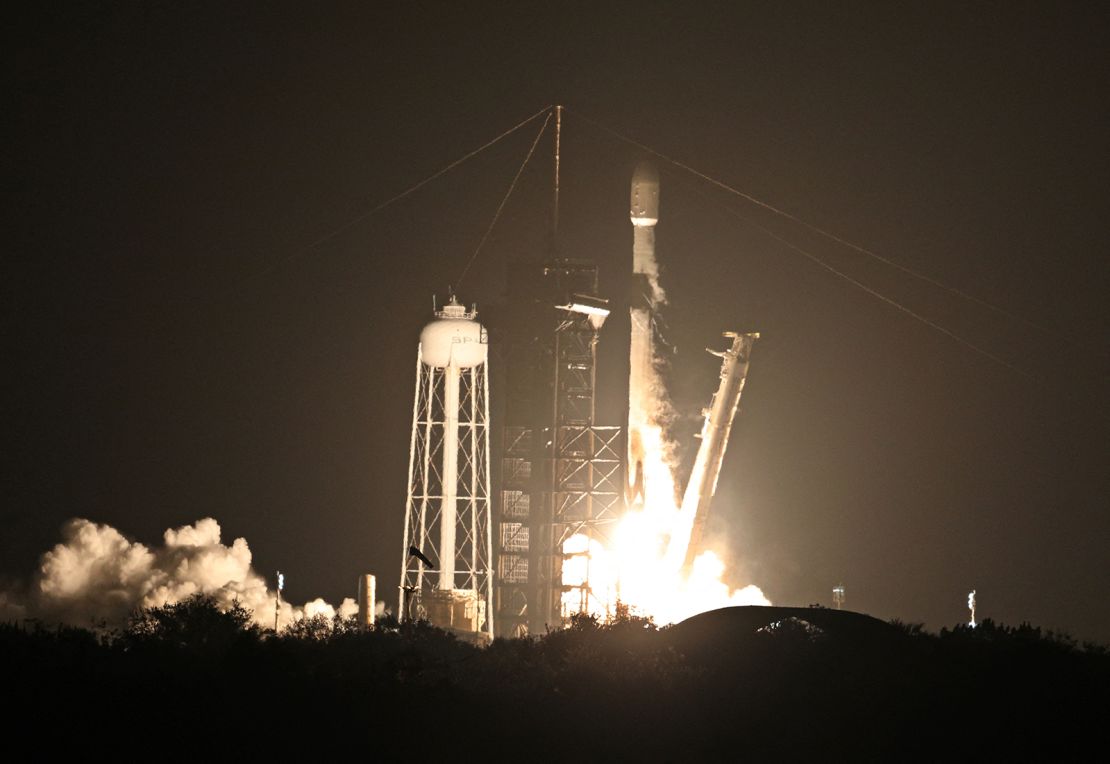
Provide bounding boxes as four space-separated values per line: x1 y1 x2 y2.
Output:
553 104 563 240
274 571 284 631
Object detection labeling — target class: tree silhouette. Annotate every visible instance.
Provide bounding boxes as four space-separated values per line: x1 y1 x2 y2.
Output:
4 603 1107 759
122 593 257 652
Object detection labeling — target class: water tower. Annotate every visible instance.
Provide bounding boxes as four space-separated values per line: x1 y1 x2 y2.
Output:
399 296 493 639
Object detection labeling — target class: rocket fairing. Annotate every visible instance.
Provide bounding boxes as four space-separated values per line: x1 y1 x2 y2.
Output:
631 161 660 227
628 162 660 505
630 162 661 300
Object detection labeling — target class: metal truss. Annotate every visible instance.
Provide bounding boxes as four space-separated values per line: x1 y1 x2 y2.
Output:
495 258 624 637
400 347 494 638
550 424 623 621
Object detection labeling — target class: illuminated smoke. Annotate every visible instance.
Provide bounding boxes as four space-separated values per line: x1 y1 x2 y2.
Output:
562 420 772 624
968 589 977 627
0 517 358 629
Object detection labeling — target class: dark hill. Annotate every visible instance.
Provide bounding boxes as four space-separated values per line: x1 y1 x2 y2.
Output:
669 604 903 648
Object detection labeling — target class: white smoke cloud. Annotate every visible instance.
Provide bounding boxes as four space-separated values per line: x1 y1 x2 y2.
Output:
0 517 357 629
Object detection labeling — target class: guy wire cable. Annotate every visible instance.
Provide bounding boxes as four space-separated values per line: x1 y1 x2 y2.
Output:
457 110 553 289
568 107 1065 343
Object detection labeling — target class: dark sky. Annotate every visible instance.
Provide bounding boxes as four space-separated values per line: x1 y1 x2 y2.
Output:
6 3 1108 639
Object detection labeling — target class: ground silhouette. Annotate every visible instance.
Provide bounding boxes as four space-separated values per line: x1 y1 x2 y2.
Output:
3 597 1105 759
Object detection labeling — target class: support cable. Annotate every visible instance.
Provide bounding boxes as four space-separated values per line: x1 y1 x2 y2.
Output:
457 110 553 289
568 108 1063 341
687 180 1037 380
268 105 554 275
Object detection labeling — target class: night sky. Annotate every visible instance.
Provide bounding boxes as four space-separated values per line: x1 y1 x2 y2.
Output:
6 3 1108 639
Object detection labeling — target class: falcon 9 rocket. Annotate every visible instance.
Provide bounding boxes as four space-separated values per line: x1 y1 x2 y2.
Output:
628 162 660 506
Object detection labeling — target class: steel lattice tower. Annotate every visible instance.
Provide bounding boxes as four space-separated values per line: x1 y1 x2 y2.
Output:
496 259 623 637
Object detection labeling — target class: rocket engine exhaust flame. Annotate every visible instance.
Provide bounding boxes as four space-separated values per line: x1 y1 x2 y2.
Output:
968 589 977 627
0 517 360 630
558 161 769 625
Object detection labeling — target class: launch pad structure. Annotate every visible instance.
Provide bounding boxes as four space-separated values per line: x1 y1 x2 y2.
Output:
397 109 759 639
491 157 758 636
496 258 624 637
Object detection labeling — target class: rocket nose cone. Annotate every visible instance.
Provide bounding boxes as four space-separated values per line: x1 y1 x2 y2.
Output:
632 161 659 187
631 161 660 225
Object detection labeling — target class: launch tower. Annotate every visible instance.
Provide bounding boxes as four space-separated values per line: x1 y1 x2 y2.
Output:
493 108 624 636
496 260 623 637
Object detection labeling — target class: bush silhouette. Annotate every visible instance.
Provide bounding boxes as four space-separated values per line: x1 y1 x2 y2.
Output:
122 593 257 652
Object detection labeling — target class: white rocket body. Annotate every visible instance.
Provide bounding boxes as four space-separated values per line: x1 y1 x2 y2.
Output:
628 162 660 504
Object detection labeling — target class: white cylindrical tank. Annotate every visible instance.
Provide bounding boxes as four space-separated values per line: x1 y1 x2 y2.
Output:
357 573 376 630
420 298 487 368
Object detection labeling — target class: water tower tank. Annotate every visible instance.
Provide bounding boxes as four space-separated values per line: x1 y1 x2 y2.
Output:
420 297 488 368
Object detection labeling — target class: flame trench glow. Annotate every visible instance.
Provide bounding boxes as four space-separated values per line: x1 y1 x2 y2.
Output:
560 378 770 625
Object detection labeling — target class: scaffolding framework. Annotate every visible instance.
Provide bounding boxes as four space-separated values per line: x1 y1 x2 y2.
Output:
495 259 623 637
551 424 623 620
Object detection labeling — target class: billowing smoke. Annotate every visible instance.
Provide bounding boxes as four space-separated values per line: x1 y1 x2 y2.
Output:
0 517 358 629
